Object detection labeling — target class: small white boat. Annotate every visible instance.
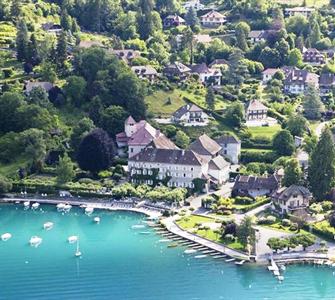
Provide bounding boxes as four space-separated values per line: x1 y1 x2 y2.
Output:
32 203 40 210
68 235 78 244
158 239 170 243
29 236 42 247
184 249 197 254
139 231 151 235
1 233 12 241
278 275 284 281
194 255 207 259
43 222 54 230
56 203 66 211
280 265 286 271
93 217 100 223
131 224 145 229
75 239 81 257
23 201 30 209
63 204 72 212
85 207 94 215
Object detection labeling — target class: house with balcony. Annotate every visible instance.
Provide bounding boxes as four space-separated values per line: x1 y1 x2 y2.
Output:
319 73 335 96
163 15 186 27
200 10 226 27
284 7 314 18
131 65 158 83
245 100 268 121
189 63 222 86
232 174 280 198
284 69 319 95
171 104 209 126
303 48 326 66
163 62 191 80
271 185 311 215
183 0 205 11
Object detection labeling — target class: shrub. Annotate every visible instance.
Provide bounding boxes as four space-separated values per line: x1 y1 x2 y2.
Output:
266 216 276 224
281 219 291 227
234 196 254 205
321 201 333 211
290 223 298 231
309 203 323 214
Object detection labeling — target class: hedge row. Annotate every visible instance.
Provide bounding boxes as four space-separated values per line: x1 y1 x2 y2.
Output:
237 197 271 213
240 150 279 164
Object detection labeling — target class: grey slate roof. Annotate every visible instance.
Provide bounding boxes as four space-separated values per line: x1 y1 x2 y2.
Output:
271 185 311 202
216 134 240 145
129 148 203 166
25 81 54 93
233 175 280 191
173 104 203 119
209 155 230 170
189 134 222 157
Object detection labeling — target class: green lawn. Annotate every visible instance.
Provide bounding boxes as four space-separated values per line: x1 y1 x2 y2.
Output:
248 125 281 139
146 88 228 118
0 157 29 177
176 215 245 251
176 215 216 230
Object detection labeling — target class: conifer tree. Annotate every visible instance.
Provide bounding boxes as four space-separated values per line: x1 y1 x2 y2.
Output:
16 18 29 61
308 127 335 200
303 85 324 120
185 7 199 29
206 87 215 110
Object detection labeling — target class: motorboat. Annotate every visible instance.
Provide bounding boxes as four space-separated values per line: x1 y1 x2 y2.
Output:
93 217 100 223
158 239 170 243
32 203 40 210
1 233 12 241
23 201 30 209
278 275 284 281
56 203 66 211
68 235 78 244
29 236 42 247
184 249 197 254
167 243 178 248
43 222 54 230
139 231 151 235
63 204 72 212
85 207 94 215
194 255 207 259
131 224 145 229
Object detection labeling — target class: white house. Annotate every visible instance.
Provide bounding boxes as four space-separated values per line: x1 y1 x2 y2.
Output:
271 185 311 215
232 175 280 198
208 155 230 184
245 100 268 121
116 116 177 157
200 10 226 27
284 7 315 18
190 63 222 86
296 149 309 170
171 104 209 126
183 0 205 11
215 134 241 164
262 68 281 84
128 148 206 188
24 81 54 95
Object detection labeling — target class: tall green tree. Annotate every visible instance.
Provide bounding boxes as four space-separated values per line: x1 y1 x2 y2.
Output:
224 103 244 128
286 114 307 137
237 216 255 249
175 130 190 148
205 87 215 110
16 18 29 61
227 49 249 85
77 128 115 174
283 159 302 187
235 22 250 51
101 105 127 137
56 153 75 184
303 85 324 120
56 31 67 69
185 7 199 29
308 127 335 200
272 130 295 156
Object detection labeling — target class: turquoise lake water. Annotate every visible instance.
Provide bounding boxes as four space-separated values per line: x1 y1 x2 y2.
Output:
0 203 335 299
